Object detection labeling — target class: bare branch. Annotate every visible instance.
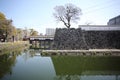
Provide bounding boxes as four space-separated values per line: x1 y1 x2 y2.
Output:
53 3 82 28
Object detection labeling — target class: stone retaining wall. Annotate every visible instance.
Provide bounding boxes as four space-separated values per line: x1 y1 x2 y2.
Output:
84 31 120 49
53 28 120 49
53 28 88 49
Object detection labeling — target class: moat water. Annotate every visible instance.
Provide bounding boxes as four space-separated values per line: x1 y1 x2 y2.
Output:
0 49 120 80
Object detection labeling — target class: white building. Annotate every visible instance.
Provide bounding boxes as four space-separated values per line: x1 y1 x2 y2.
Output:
79 25 120 31
46 28 56 36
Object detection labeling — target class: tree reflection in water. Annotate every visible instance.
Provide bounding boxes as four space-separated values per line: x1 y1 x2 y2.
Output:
0 50 22 78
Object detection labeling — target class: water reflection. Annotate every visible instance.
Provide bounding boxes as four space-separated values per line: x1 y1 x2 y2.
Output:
54 75 120 80
54 75 80 80
52 56 120 80
0 50 21 78
0 49 120 80
20 49 41 62
0 49 55 80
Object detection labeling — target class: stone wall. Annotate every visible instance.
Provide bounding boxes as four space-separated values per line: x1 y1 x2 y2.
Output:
84 31 120 49
53 28 120 49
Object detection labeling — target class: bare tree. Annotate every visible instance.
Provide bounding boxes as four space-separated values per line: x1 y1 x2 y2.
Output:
85 21 93 25
53 3 82 28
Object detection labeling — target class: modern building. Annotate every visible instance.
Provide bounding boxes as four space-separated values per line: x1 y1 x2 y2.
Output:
107 15 120 25
46 28 56 36
79 25 120 31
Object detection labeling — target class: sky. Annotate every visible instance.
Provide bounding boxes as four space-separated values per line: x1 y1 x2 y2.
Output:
0 0 120 34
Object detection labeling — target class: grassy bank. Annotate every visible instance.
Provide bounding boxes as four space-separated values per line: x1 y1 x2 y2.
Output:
0 41 29 55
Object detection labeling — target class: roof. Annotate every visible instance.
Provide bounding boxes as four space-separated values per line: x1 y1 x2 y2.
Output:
79 25 120 31
109 15 120 21
29 35 54 38
29 35 54 40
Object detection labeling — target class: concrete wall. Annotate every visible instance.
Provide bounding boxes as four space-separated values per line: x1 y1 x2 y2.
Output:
53 28 120 50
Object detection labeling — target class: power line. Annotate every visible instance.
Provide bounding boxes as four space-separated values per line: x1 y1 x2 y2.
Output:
83 1 120 15
83 0 114 10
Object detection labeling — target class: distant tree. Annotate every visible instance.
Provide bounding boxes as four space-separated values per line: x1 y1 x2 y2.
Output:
85 21 93 25
23 28 29 38
16 28 23 41
0 12 16 42
0 19 12 41
11 26 17 42
53 3 82 28
0 12 6 20
29 29 38 36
